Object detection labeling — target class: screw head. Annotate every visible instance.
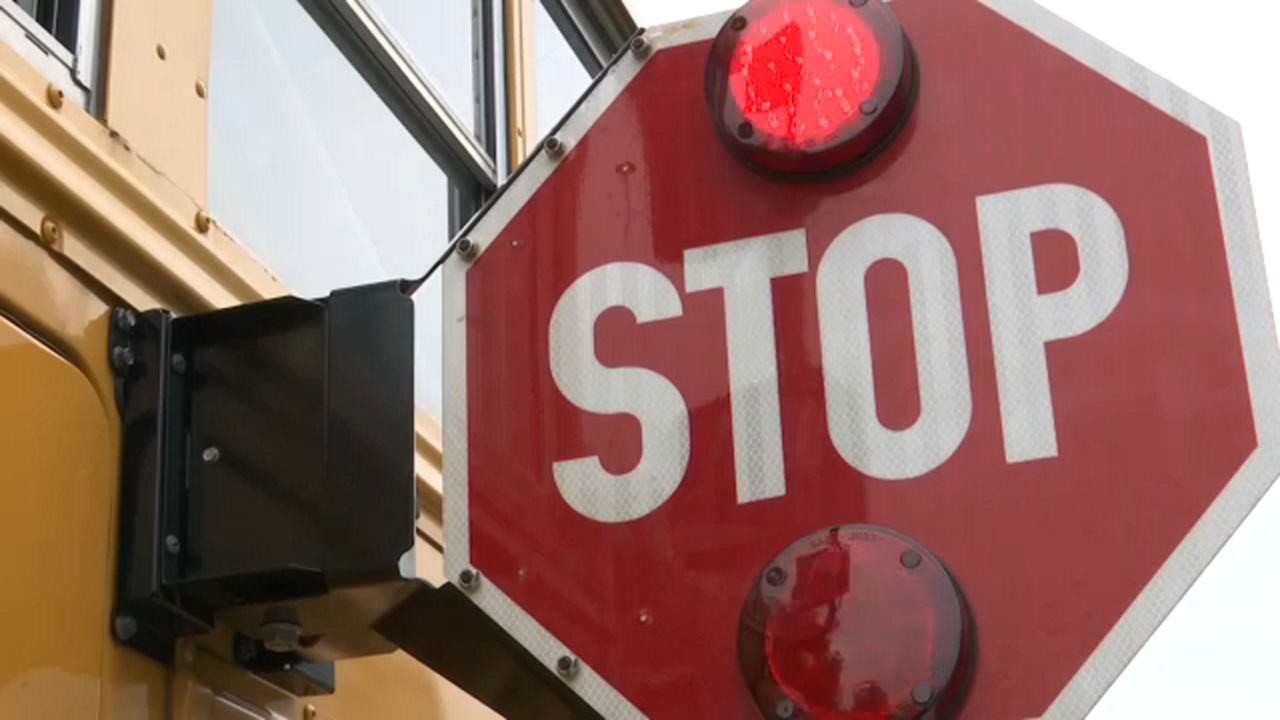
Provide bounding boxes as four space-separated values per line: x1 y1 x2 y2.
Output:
860 98 881 116
111 346 135 373
194 210 212 234
911 682 934 705
737 121 755 140
730 15 748 31
455 237 479 259
171 353 187 374
630 35 651 58
765 566 787 586
113 308 138 333
775 698 796 719
458 567 480 591
544 135 566 158
555 654 580 679
201 446 221 464
900 549 922 569
164 534 182 555
113 614 138 641
46 83 65 109
39 216 62 246
195 79 208 99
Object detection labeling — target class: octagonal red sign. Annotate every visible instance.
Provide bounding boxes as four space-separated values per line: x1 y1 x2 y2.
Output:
443 1 1280 718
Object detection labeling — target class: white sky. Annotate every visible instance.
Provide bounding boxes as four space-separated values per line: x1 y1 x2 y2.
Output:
628 0 1280 716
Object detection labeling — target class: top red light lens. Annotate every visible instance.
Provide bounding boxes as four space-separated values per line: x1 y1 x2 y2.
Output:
705 0 916 176
729 3 882 146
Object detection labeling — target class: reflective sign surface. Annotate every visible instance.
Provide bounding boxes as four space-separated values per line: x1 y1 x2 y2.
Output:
445 1 1277 717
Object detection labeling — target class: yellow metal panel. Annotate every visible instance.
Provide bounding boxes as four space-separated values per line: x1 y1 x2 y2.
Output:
0 37 284 313
0 224 169 720
0 315 111 719
103 0 213 203
506 0 537 167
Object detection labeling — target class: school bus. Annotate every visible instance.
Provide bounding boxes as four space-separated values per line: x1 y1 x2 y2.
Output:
0 1 633 718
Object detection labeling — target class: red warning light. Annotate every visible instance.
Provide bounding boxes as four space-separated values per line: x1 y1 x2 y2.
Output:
738 526 973 719
705 0 917 176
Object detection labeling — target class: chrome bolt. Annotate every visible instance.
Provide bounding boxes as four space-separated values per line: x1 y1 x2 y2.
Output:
775 698 795 719
201 446 221 464
113 614 138 641
555 654 580 679
458 568 480 591
261 609 304 654
164 534 181 555
630 35 652 58
111 346 135 373
765 566 787 587
261 622 303 653
262 624 302 653
544 135 566 159
455 237 479 259
900 549 922 569
860 98 880 115
113 308 137 333
911 683 934 705
171 353 187 374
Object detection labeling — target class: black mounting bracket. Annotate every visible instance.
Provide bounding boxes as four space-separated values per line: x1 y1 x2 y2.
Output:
107 281 603 717
108 282 418 695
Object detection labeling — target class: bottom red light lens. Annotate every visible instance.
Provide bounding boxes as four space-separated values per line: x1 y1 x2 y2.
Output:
738 526 972 719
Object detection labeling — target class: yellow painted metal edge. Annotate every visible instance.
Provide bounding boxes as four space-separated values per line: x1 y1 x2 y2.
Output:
505 0 537 167
0 41 444 543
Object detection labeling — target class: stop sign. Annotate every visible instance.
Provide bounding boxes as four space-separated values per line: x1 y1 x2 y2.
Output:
442 0 1280 717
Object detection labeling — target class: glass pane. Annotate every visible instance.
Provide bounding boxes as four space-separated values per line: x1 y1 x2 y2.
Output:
366 0 477 134
534 3 590 140
209 0 449 417
7 0 78 51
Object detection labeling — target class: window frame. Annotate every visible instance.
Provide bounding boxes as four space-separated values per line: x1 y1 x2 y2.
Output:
292 0 637 216
297 0 499 197
0 0 103 109
229 0 638 426
538 0 636 77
